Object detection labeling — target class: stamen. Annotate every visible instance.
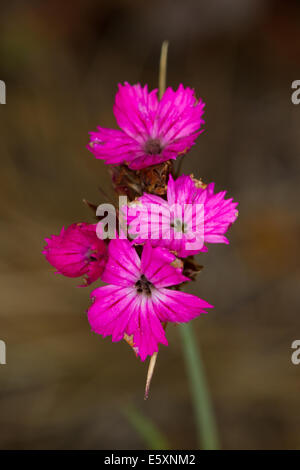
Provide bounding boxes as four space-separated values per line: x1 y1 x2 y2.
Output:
85 248 98 262
135 274 153 296
171 218 188 233
144 138 162 155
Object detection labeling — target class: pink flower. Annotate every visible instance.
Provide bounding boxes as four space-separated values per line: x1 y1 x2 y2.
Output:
125 174 238 257
87 239 212 361
43 223 108 286
88 83 205 170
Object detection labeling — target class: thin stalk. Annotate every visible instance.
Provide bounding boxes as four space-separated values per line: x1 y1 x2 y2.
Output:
180 322 220 450
144 322 167 400
159 41 169 99
144 352 158 400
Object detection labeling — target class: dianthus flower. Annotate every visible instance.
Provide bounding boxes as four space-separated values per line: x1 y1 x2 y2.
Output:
87 239 212 361
43 223 107 286
88 83 205 170
125 174 238 257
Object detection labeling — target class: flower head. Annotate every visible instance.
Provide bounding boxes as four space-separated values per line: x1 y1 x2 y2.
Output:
87 239 212 361
43 223 108 286
88 83 205 170
125 174 238 257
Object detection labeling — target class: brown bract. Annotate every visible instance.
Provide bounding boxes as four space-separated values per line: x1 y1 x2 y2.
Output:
191 174 207 189
109 161 173 201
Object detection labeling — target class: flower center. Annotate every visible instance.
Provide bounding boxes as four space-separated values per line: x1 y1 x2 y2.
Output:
171 218 188 233
144 138 162 155
135 274 153 296
85 248 97 262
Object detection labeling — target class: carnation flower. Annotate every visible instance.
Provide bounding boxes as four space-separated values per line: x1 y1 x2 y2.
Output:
125 174 238 257
87 239 212 361
43 223 108 286
88 83 205 170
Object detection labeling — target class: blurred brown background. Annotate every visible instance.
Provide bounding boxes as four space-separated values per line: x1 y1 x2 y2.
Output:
0 0 300 450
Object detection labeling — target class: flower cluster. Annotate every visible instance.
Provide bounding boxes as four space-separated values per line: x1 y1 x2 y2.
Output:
43 82 238 362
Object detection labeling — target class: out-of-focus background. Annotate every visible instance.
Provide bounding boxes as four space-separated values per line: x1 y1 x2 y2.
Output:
0 0 300 450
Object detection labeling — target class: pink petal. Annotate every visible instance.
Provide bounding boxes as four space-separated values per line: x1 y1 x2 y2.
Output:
131 297 168 361
157 85 205 143
101 238 141 286
88 285 169 362
153 288 213 323
88 285 137 341
114 82 159 140
141 242 189 288
88 127 142 166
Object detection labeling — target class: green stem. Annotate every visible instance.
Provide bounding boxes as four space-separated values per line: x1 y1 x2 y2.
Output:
123 405 170 450
180 322 220 450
